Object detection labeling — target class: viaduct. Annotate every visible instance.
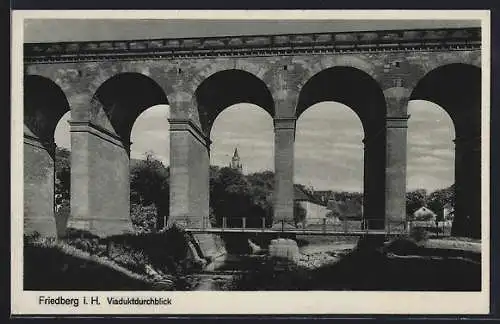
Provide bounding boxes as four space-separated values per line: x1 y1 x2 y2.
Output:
23 27 482 256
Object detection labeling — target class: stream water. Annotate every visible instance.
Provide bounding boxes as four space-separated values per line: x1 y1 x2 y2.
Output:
191 241 357 291
188 237 481 291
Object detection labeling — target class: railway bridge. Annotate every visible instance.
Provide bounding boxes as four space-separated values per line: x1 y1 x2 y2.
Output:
23 27 482 257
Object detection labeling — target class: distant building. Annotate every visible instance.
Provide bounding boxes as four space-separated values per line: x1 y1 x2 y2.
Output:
413 206 437 221
294 185 332 226
229 147 243 173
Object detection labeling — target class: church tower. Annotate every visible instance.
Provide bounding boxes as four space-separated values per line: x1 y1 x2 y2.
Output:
229 147 243 173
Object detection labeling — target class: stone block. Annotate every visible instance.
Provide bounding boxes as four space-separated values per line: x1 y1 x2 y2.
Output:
268 238 299 263
193 233 227 260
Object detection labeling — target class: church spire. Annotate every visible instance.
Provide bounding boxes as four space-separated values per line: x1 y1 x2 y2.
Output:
229 147 243 173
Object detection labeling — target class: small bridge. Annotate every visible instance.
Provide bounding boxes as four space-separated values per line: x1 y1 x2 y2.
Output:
179 217 450 237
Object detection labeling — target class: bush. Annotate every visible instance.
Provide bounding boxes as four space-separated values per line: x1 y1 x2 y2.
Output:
24 232 57 247
409 226 430 243
385 237 420 255
107 244 150 274
130 203 158 234
65 228 101 240
63 228 104 255
104 224 195 274
24 231 41 244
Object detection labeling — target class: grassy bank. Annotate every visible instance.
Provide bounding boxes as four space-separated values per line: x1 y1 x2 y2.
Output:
23 227 205 291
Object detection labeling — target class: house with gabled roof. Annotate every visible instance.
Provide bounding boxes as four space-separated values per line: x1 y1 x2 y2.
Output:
413 206 437 221
294 185 332 226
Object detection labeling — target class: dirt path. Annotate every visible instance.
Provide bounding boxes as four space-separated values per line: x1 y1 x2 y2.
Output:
424 239 481 253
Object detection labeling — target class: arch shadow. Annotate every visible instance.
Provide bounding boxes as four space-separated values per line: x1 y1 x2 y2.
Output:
195 69 275 136
93 72 169 148
410 63 481 238
24 75 70 156
410 63 481 139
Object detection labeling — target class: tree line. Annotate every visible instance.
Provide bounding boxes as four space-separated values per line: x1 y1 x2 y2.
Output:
406 186 455 221
54 148 455 232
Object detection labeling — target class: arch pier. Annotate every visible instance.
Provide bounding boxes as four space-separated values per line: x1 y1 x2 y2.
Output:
23 27 482 257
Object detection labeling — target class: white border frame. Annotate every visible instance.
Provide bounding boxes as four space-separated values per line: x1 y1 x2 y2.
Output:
11 10 491 315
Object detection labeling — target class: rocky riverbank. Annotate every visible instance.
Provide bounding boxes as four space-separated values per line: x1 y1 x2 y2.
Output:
297 249 351 270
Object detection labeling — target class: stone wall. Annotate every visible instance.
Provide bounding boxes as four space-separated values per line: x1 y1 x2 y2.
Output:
24 140 56 237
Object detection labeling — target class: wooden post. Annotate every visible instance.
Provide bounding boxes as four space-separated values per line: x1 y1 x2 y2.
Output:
261 217 266 231
222 217 227 230
343 218 348 233
106 239 112 257
322 218 327 233
242 217 246 230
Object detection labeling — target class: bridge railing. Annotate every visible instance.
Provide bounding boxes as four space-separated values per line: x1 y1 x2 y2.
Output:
175 216 416 235
174 216 452 236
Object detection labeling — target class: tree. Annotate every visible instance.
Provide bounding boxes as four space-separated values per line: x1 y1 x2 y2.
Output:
55 147 71 204
406 189 427 219
130 152 170 230
208 168 275 228
427 185 455 221
247 171 274 227
293 201 307 227
209 167 253 227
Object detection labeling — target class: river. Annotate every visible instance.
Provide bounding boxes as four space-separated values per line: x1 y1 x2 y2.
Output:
191 239 358 291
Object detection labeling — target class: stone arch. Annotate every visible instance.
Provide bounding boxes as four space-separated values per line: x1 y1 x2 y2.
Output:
297 66 386 134
92 72 169 148
420 53 481 80
191 60 270 92
297 56 377 92
296 66 387 229
410 63 480 138
24 74 70 152
194 69 275 135
410 63 481 238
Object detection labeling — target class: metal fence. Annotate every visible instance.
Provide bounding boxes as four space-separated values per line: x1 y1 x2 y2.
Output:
174 216 448 236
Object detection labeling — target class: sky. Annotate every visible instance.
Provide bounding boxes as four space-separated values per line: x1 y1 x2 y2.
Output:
23 19 480 43
54 99 454 193
30 18 461 193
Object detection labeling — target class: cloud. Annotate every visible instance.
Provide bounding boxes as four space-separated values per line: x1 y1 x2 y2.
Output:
406 102 454 190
